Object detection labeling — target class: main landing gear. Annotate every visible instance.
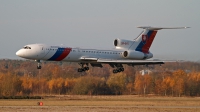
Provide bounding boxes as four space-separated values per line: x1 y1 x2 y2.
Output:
109 63 125 74
36 60 42 69
113 67 124 73
77 63 89 72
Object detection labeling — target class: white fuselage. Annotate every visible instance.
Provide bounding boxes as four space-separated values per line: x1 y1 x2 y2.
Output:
16 44 152 62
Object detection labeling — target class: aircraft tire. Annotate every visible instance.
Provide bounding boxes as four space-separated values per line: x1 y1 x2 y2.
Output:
82 68 86 72
113 70 115 73
85 67 89 71
113 69 118 73
78 68 82 72
120 68 124 72
117 69 121 72
37 66 42 69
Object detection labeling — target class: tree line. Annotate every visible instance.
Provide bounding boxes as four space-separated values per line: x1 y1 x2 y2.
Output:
0 59 200 96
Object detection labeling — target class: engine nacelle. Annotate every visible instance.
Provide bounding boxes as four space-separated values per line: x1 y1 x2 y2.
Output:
114 39 134 49
123 50 153 59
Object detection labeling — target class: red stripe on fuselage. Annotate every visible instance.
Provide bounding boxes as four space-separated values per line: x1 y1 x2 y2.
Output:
55 48 72 61
142 31 157 53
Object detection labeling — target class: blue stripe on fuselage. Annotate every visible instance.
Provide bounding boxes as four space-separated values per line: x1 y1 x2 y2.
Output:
48 48 65 61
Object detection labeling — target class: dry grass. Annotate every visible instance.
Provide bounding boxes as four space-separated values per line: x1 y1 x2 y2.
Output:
0 95 200 112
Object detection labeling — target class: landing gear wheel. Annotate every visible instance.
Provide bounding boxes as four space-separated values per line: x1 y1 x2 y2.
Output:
78 68 82 72
37 66 42 69
113 69 117 73
117 69 121 72
36 60 42 69
77 63 90 72
82 68 86 72
113 67 124 73
120 68 124 72
85 67 89 71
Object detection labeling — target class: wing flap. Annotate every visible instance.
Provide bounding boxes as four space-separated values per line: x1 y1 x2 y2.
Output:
80 57 98 61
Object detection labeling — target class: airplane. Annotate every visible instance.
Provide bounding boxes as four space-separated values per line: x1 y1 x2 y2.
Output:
16 26 189 73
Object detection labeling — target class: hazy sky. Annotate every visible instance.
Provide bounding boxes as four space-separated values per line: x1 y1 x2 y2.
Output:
0 0 199 61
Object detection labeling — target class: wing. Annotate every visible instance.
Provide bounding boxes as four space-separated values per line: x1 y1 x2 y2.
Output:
80 57 165 66
97 58 164 65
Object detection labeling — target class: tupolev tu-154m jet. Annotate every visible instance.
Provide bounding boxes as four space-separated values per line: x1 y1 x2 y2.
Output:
16 26 189 73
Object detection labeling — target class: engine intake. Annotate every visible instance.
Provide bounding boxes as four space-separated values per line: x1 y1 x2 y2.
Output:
123 50 153 59
114 39 134 49
114 39 118 46
123 51 128 57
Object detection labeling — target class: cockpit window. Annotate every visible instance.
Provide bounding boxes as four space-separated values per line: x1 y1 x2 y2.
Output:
23 46 31 49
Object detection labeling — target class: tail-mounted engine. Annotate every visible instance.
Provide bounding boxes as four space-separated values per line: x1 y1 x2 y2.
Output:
114 39 134 49
123 50 153 59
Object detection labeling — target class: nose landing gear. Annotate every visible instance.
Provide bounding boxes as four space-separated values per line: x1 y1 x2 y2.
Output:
37 65 42 69
36 60 42 69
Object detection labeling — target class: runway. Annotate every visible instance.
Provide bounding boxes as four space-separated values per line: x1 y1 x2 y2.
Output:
0 106 200 112
1 105 200 108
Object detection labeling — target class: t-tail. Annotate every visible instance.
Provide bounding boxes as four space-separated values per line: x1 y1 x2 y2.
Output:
129 26 189 53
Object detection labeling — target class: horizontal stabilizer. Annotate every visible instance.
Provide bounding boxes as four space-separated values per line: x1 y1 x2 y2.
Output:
137 26 190 30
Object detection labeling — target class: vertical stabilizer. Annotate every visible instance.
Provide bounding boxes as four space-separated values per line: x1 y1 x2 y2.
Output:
129 26 189 53
134 30 157 53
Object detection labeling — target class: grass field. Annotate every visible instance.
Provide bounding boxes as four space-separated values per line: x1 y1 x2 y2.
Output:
0 95 200 112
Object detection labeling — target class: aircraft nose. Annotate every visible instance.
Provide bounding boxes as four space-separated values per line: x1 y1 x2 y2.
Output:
16 50 24 57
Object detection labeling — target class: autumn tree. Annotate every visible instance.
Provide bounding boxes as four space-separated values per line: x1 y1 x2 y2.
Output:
38 78 48 95
161 76 171 96
1 59 200 96
134 74 143 95
0 72 22 96
186 72 200 96
169 77 175 96
154 79 162 95
107 73 127 95
51 65 61 78
173 70 187 97
55 78 65 95
126 82 134 95
48 79 55 95
21 76 33 95
134 73 152 96
64 78 77 94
